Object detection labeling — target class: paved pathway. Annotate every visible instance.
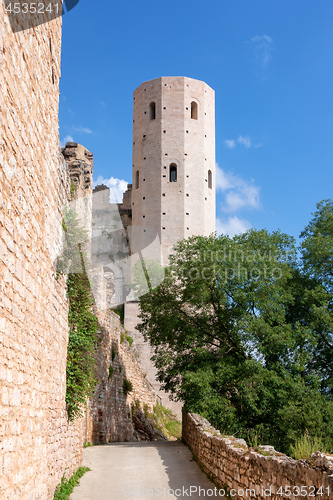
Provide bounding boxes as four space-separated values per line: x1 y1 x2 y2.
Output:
70 441 226 500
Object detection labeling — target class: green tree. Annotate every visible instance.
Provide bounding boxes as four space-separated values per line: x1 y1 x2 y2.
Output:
137 226 333 454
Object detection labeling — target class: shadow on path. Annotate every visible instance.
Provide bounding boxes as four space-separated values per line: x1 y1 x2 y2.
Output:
70 441 226 500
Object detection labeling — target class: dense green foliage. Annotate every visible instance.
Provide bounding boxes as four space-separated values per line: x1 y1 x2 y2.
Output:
53 467 90 500
137 201 333 455
58 208 98 421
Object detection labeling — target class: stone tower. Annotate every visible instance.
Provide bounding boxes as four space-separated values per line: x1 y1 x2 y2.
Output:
130 76 215 264
125 77 216 414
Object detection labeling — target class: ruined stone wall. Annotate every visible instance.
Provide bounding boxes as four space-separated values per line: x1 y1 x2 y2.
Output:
0 10 84 499
182 413 333 500
86 308 159 444
61 142 93 239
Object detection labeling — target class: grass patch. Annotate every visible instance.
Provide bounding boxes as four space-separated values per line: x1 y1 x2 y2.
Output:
54 467 90 500
290 433 326 460
152 403 182 440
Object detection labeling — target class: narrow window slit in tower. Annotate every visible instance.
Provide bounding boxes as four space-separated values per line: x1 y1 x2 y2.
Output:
149 102 156 120
208 170 212 189
170 164 177 182
135 171 140 190
191 101 198 120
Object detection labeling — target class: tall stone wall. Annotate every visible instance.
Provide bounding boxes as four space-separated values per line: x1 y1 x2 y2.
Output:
183 412 333 500
0 11 84 499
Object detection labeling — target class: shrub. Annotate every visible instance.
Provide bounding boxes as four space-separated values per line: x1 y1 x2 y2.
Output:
123 378 133 396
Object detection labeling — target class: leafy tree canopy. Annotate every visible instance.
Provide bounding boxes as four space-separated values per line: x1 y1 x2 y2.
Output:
137 208 333 454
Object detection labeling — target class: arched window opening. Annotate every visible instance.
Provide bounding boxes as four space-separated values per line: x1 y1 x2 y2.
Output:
135 170 140 189
208 170 212 189
191 101 198 120
149 102 156 120
170 164 177 182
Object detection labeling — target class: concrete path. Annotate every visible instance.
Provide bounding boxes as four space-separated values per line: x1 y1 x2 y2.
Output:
70 441 226 500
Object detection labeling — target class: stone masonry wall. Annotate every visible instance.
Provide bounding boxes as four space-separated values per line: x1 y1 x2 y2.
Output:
182 412 333 500
86 308 159 444
0 10 84 499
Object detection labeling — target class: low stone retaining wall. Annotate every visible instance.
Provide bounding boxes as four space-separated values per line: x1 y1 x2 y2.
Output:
182 412 333 499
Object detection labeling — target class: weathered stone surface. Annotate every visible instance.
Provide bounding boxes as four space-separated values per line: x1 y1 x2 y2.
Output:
85 309 160 444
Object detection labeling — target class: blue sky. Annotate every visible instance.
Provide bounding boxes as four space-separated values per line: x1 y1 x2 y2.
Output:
59 0 333 241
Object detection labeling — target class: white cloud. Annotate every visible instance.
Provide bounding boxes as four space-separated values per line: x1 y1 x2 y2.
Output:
237 135 252 148
93 175 129 203
216 216 251 237
216 164 261 212
60 135 74 148
224 135 254 149
250 35 273 68
73 126 93 134
224 139 236 149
